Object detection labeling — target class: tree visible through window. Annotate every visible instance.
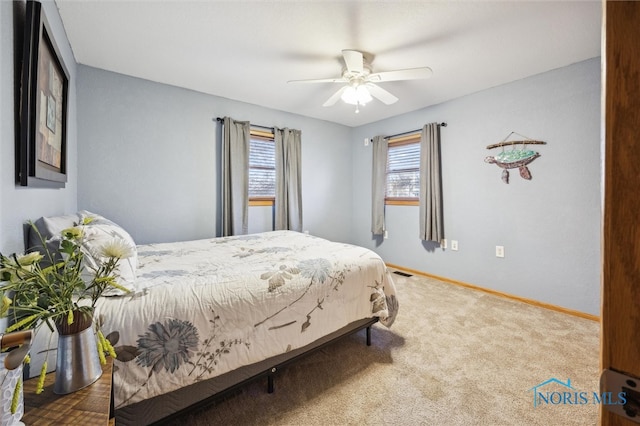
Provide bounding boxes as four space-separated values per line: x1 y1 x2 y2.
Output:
386 136 420 203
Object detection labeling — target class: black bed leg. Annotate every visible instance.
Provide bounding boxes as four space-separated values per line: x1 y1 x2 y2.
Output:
267 368 275 393
366 325 372 346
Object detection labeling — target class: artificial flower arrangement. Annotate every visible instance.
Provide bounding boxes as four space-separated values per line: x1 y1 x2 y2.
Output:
0 216 133 405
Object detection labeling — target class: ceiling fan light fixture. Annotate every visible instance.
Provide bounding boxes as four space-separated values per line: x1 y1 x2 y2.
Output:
341 85 372 106
289 49 432 111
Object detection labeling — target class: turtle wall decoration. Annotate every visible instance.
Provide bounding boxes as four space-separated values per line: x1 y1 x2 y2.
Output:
484 132 546 184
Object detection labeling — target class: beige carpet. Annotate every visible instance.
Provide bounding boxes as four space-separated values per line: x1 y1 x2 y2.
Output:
170 269 600 426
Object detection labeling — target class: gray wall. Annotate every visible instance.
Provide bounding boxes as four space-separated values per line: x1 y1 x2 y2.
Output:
76 66 353 244
350 58 601 316
78 59 601 315
0 0 77 365
0 0 78 255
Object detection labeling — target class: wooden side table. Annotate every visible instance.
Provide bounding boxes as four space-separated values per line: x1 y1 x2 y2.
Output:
22 357 114 425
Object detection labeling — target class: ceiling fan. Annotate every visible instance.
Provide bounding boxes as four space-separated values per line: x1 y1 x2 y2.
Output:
288 49 433 113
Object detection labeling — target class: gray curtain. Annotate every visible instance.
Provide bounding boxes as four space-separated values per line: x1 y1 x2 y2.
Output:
419 123 444 242
274 127 303 231
371 135 387 235
221 117 250 236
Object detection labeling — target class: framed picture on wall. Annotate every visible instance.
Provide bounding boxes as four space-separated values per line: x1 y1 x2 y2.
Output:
18 0 69 188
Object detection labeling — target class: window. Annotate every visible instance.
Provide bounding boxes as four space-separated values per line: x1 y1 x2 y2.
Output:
385 133 421 205
249 129 275 205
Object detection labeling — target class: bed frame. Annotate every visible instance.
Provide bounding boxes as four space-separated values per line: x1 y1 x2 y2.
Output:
115 317 378 425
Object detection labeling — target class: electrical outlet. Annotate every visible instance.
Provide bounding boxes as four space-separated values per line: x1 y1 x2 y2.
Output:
384 230 388 239
496 245 505 258
364 138 370 146
451 240 458 251
441 239 447 249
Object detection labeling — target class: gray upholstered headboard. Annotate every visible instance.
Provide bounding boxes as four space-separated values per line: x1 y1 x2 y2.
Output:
23 213 82 252
23 222 31 252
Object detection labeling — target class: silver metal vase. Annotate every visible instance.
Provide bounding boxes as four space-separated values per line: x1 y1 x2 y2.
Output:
54 326 103 394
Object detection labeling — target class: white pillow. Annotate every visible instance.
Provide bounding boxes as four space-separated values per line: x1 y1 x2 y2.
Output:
77 211 138 295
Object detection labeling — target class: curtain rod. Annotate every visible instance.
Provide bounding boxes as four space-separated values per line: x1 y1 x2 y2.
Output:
380 122 447 140
214 117 274 132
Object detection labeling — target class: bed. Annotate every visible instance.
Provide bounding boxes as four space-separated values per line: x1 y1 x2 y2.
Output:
27 212 399 425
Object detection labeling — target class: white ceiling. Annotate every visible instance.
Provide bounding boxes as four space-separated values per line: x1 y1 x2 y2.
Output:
55 0 601 128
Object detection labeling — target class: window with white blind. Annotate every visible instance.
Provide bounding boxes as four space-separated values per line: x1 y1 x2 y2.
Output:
386 134 421 205
249 132 275 203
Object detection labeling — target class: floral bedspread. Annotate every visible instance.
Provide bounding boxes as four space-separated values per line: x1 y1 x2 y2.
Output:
95 231 398 409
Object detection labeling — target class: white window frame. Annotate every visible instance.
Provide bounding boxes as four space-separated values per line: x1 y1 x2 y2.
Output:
248 129 275 206
385 133 421 206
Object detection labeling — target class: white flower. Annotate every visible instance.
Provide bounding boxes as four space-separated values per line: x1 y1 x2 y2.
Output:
61 227 84 240
100 239 134 259
81 216 95 225
16 251 43 266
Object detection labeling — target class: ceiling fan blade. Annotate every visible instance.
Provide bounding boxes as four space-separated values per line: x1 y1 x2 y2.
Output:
366 83 398 105
342 49 363 74
323 86 347 107
368 67 433 82
288 77 347 84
